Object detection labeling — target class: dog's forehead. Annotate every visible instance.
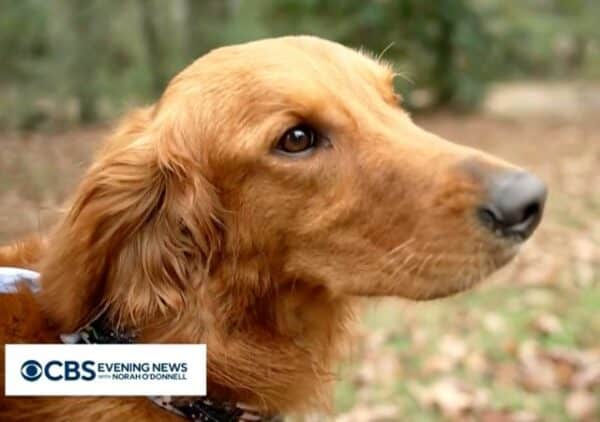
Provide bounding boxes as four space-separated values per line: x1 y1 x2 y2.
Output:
204 36 395 99
261 37 390 86
160 37 400 134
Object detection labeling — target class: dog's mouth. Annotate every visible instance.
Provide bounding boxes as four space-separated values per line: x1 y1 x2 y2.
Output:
388 237 525 301
493 241 522 266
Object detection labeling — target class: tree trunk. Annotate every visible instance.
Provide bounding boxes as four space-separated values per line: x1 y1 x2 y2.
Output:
185 0 229 61
139 0 166 96
433 5 456 106
69 0 98 123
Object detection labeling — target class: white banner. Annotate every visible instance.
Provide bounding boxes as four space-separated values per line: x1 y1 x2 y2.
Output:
5 344 207 396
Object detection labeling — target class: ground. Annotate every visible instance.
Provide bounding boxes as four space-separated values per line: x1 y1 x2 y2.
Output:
1 112 598 421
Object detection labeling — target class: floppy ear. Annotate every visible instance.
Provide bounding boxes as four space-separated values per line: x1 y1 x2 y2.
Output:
39 107 221 332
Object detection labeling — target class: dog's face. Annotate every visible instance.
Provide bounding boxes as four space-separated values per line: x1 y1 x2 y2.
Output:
42 36 546 330
149 36 545 301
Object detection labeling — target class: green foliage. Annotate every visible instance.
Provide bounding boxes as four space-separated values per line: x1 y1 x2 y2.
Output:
0 0 598 129
263 0 496 108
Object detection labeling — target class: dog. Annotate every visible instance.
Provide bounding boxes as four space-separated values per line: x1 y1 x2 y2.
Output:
0 36 546 420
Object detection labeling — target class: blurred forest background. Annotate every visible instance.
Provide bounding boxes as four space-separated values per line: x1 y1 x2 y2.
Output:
1 1 599 421
1 0 600 129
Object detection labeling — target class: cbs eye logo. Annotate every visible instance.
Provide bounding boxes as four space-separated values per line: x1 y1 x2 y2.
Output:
21 360 43 381
19 359 96 382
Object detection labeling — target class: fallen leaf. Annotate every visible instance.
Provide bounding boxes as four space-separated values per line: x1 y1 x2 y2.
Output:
423 354 456 374
423 334 469 374
517 341 558 391
573 363 600 389
335 404 399 422
354 350 400 388
511 410 540 422
483 313 506 334
480 410 539 422
532 313 562 335
465 351 491 375
439 334 468 362
412 377 488 418
479 410 513 422
565 390 597 421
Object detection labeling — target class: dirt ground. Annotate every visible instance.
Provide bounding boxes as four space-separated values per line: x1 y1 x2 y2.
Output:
1 112 599 421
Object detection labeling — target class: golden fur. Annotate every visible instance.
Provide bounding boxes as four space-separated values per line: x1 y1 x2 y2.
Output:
1 36 526 420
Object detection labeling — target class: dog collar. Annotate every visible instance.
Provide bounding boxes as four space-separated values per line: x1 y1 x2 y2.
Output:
0 267 278 422
60 318 255 421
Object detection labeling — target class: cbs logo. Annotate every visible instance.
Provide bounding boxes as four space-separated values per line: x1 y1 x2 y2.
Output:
20 360 96 382
20 360 43 381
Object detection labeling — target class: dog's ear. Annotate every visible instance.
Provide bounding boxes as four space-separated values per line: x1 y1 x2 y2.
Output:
39 107 221 332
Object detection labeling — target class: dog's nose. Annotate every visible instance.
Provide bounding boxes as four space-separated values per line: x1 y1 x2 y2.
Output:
478 171 547 240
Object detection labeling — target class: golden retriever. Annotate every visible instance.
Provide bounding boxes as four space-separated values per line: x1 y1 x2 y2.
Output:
0 36 546 420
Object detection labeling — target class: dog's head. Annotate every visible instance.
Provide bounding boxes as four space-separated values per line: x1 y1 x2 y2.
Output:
41 36 546 330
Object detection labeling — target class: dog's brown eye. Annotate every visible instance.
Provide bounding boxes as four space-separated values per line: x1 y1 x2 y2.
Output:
276 125 317 154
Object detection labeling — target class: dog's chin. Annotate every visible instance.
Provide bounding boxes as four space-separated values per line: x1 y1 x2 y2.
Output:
412 244 522 301
490 242 523 272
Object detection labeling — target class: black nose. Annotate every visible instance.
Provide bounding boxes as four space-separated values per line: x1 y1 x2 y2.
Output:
478 171 547 240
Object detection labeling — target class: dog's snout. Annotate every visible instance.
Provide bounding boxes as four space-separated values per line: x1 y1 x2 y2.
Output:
478 171 547 240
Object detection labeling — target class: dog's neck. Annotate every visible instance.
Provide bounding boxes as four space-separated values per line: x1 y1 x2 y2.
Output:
136 279 357 414
38 229 357 414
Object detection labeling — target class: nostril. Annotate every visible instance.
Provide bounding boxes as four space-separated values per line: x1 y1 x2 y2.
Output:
477 206 501 230
522 202 540 224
